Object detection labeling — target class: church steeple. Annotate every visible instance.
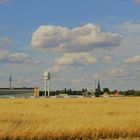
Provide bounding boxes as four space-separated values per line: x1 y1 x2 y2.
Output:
97 80 101 92
9 75 12 89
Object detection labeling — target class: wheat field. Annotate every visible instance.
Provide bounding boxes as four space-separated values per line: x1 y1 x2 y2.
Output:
0 97 140 140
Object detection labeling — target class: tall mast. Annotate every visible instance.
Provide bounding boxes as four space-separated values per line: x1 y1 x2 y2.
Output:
9 75 12 89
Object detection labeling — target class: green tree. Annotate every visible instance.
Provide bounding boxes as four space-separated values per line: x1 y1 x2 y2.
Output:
103 88 110 93
64 88 67 94
82 88 85 92
94 89 101 97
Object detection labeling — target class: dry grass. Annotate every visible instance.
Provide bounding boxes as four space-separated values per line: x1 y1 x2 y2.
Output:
0 97 140 139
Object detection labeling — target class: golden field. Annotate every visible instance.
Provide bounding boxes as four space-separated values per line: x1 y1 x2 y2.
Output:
0 97 140 140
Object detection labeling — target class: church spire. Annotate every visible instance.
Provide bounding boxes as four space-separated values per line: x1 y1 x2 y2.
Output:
97 80 101 92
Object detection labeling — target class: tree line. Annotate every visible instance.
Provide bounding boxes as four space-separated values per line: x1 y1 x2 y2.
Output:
39 88 140 97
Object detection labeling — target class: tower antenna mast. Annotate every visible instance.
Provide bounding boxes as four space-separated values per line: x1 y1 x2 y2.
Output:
9 75 12 89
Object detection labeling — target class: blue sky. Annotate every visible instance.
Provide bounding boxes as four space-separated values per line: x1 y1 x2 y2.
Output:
0 0 140 91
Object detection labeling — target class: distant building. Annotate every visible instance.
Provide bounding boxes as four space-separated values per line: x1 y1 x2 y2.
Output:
0 87 34 97
114 91 121 97
34 86 40 97
102 92 109 97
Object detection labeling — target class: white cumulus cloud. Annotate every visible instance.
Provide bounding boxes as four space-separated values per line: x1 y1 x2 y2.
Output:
57 52 97 65
8 53 29 63
117 21 140 33
0 49 10 61
124 55 140 64
93 67 129 81
0 49 41 64
0 37 12 47
102 56 112 64
108 68 128 77
31 23 122 52
48 65 62 73
48 52 97 73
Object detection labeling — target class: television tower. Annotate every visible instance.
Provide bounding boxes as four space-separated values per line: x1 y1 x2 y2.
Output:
9 75 12 89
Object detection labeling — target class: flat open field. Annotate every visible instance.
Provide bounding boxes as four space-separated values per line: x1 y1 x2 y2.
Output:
0 97 140 140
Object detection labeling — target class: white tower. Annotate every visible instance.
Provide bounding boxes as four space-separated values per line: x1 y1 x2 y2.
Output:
93 80 97 92
43 71 51 96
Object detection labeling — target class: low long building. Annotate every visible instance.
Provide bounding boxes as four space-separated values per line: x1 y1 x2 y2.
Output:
0 88 34 97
